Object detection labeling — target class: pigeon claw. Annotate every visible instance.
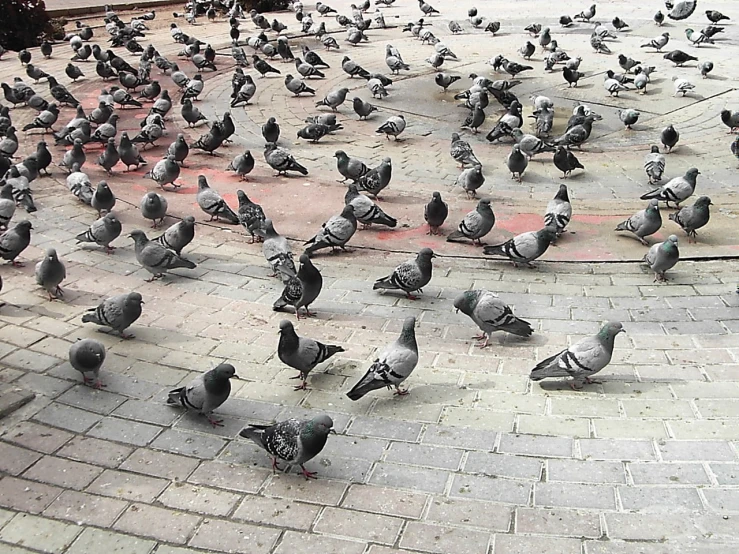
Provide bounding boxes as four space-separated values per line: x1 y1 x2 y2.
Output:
300 465 318 480
394 386 410 396
207 416 224 427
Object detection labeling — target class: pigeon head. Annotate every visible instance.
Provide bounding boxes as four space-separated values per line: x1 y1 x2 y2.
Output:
432 191 442 201
209 362 238 381
453 290 481 316
399 316 417 346
278 319 295 335
197 175 209 189
667 235 679 245
555 184 569 201
599 321 625 340
685 168 700 181
44 248 58 262
305 414 335 437
126 292 144 307
539 226 558 245
104 212 118 224
299 253 311 265
650 145 660 154
129 229 148 243
694 196 712 207
647 199 660 211
417 247 436 261
340 204 355 219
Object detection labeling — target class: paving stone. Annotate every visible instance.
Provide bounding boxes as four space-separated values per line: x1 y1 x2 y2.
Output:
547 459 627 484
464 452 543 480
262 473 348 505
57 385 127 414
112 399 181 426
65 527 156 554
188 461 270 494
43 489 128 526
188 519 280 554
56 436 133 468
580 439 657 461
710 464 739 486
440 406 515 431
618 486 703 512
1 349 62 372
33 402 103 433
114 503 201 544
535 482 616 510
5 421 73 453
385 442 464 470
603 513 737 542
346 416 423 442
399 521 491 554
422 424 497 450
0 513 81 554
86 469 168 502
499 434 574 458
426 497 511 532
88 417 162 447
16 373 74 398
150 429 227 458
232 495 319 530
702 489 739 513
369 462 449 494
23 455 103 490
320 433 388 461
273 531 366 554
315 506 403 544
341 484 428 519
0 476 61 513
628 463 711 485
120 448 200 481
669 420 739 440
518 415 591 438
0 441 42 475
516 507 601 538
450 473 531 504
493 534 583 554
659 441 737 462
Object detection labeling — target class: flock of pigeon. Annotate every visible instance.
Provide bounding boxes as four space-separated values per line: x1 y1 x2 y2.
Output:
0 0 735 478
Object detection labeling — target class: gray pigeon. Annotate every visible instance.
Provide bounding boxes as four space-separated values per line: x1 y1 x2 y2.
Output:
277 320 345 390
91 180 116 215
227 150 255 180
483 226 558 267
140 191 168 227
60 138 86 173
96 137 120 175
447 199 495 245
196 175 239 224
69 338 106 389
264 143 308 176
347 316 418 399
345 185 397 228
167 134 189 166
669 196 711 241
373 248 434 299
118 131 147 171
273 253 323 318
353 97 378 120
454 290 533 347
377 115 406 140
304 205 357 256
154 215 196 255
239 414 335 479
144 155 180 190
643 235 680 281
450 133 481 166
316 87 349 111
284 74 315 96
167 363 239 426
66 165 93 205
644 145 666 184
641 168 699 207
0 220 33 266
35 248 66 300
455 165 485 198
510 128 555 158
130 229 196 281
81 292 143 339
236 190 265 243
530 321 624 389
334 150 369 183
0 184 16 230
615 199 662 245
76 212 122 253
254 219 296 280
424 191 448 235
356 160 391 198
544 184 572 237
262 117 280 143
181 98 207 127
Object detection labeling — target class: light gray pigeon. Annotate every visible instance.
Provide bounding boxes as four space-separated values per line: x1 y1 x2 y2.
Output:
454 290 533 347
277 320 345 390
304 205 357 256
254 219 296 281
69 338 106 388
376 115 406 140
615 199 662 245
316 87 349 111
239 414 335 479
450 133 481 166
643 235 679 281
483 226 558 267
510 128 555 158
644 145 666 184
447 199 495 245
76 212 122 253
264 143 308 176
544 184 572 237
373 248 434 299
273 253 323 318
669 196 711 241
66 164 93 205
81 292 143 339
347 316 418 399
91 180 116 215
455 164 485 198
154 215 195 255
196 175 239 224
345 185 397 228
144 154 180 190
35 248 66 300
140 191 168 227
129 229 197 281
0 220 32 266
530 321 624 389
167 363 239 426
641 167 699 207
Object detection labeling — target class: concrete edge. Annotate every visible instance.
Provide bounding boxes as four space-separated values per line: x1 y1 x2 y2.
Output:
46 0 179 20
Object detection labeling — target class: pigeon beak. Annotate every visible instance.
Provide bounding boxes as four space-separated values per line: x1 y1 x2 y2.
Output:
455 308 459 314
329 429 337 434
232 374 241 380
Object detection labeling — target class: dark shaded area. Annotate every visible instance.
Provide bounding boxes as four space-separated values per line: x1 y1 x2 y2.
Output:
0 0 52 50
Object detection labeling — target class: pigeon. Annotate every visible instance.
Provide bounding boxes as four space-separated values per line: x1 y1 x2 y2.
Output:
373 248 435 299
454 165 485 199
21 103 60 133
228 150 255 181
618 55 641 74
604 77 629 97
315 88 349 112
262 117 280 143
66 164 94 204
698 61 713 78
450 133 481 167
239 414 335 479
82 292 143 338
154 216 195 256
254 219 296 280
167 363 239 426
655 10 665 25
304 205 357 256
483 226 558 267
667 1 697 21
235 191 265 244
118 132 147 171
181 99 207 127
334 150 369 183
130 229 196 281
377 115 406 141
196 175 239 224
5 168 37 213
91 180 116 216
669 196 712 241
544 184 572 237
76 212 122 253
672 76 695 97
510 128 555 158
144 155 180 190
644 145 666 184
60 138 86 173
641 32 670 51
231 75 256 107
345 185 397 228
190 123 225 155
97 138 120 175
530 321 624 389
454 290 533 347
342 56 370 79
435 73 461 92
263 144 307 176
140 191 168 227
424 192 448 235
357 157 392 198
35 248 66 300
277 320 344 390
575 4 596 22
641 167 700 207
663 50 698 66
347 316 418 399
447 199 495 246
69 339 106 389
506 144 528 182
274 253 323 317
167 134 189 166
706 10 729 23
284 74 315 96
643 235 680 281
367 78 388 99
295 57 325 79
615 199 662 245
660 125 681 153
0 185 16 231
553 146 584 178
0 220 32 266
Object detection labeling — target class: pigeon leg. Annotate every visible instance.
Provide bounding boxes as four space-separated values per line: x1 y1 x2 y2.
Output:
11 260 25 267
206 414 224 427
568 381 584 391
405 292 419 300
93 379 107 389
293 379 309 391
271 457 282 473
105 246 116 254
299 464 318 479
584 377 603 385
393 386 410 396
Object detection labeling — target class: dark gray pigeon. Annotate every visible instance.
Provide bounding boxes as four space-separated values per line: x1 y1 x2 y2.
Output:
69 338 106 388
0 220 32 266
357 157 392 199
304 205 357 256
262 117 280 143
353 97 378 120
91 180 116 215
130 229 196 281
118 131 147 171
167 134 189 166
81 292 143 339
154 215 195 255
76 212 121 253
347 316 418 399
447 199 495 245
196 175 239 224
373 248 434 299
277 319 344 389
60 138 86 173
181 98 207 127
483 226 557 267
140 191 168 227
167 363 239 426
35 248 66 300
424 192 448 235
236 190 265 243
273 253 323 318
454 290 533 347
239 414 335 479
530 321 624 389
97 137 120 175
669 196 711 241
